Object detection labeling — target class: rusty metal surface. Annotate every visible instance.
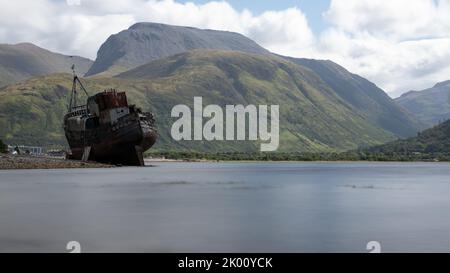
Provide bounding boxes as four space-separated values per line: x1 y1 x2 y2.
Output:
64 87 157 167
93 90 128 111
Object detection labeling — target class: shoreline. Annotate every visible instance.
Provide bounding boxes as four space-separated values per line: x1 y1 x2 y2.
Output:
0 154 113 170
145 157 449 164
1 155 448 170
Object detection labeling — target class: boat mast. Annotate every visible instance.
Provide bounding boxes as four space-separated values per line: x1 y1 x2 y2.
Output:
68 64 89 112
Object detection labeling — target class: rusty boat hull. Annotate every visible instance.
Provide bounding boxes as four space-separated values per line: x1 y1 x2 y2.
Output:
66 112 157 166
64 83 157 166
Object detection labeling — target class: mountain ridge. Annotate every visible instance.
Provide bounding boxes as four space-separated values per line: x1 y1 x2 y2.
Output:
85 21 424 139
280 56 425 138
85 22 270 77
395 80 450 126
0 43 93 88
0 50 398 151
0 22 427 152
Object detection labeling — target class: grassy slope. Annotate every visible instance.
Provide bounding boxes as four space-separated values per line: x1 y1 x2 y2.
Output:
287 57 425 137
395 81 450 126
0 43 93 88
367 118 450 154
0 50 395 152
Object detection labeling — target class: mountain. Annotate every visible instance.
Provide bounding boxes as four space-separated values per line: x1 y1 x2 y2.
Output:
0 50 398 152
0 43 93 87
85 22 423 139
366 118 450 155
285 57 425 138
85 22 269 77
86 23 426 137
0 23 426 152
395 80 450 126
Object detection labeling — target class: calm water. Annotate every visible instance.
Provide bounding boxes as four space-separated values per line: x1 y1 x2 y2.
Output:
0 162 450 253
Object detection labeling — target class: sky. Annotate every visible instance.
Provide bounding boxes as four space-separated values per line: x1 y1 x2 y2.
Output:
1 0 450 97
178 0 330 32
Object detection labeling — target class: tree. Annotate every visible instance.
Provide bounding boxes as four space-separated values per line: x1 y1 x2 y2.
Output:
0 139 7 153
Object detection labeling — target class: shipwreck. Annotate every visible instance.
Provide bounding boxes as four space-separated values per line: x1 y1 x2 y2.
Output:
64 69 157 166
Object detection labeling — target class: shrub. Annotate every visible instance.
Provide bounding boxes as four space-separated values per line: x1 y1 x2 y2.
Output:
0 139 7 153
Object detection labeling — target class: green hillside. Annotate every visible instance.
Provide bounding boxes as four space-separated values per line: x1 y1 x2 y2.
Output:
367 118 450 155
395 80 450 126
0 43 93 88
287 57 425 137
0 50 397 153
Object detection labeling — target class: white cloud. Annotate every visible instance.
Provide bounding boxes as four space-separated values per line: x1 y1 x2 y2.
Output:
1 0 450 96
0 0 313 60
242 8 315 57
317 0 450 96
325 0 450 40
